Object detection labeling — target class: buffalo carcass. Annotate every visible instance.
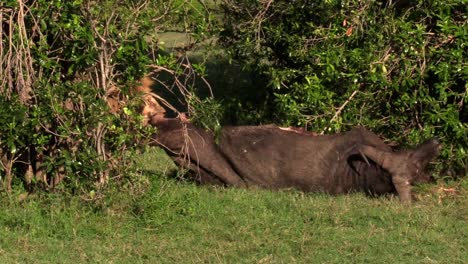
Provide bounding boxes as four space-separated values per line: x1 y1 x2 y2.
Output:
150 116 441 203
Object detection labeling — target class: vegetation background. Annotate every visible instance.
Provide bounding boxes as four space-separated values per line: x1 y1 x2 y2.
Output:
0 0 466 262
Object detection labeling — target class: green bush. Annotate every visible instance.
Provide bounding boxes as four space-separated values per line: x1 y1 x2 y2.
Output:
220 0 467 177
0 0 184 192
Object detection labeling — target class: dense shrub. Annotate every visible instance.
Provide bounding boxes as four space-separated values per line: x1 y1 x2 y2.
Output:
0 0 213 192
220 0 467 177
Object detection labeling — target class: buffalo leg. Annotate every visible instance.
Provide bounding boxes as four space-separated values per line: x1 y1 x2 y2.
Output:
348 127 392 151
172 156 226 185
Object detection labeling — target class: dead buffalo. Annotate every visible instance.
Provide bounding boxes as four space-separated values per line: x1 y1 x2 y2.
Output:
150 116 441 203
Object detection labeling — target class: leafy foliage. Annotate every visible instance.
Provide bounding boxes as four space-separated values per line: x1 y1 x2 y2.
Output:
220 0 467 176
0 0 222 192
0 0 185 192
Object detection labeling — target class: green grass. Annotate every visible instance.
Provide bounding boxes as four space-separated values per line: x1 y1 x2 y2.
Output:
0 148 466 263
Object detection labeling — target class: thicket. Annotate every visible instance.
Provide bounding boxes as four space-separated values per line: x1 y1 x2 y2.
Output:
220 0 467 177
1 0 466 194
0 0 213 192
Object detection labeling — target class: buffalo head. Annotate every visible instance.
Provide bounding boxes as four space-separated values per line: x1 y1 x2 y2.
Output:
360 138 441 202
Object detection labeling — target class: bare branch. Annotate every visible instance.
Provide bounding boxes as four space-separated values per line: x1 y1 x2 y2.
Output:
322 89 359 134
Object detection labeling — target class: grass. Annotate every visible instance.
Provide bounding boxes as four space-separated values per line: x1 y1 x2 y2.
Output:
0 148 466 263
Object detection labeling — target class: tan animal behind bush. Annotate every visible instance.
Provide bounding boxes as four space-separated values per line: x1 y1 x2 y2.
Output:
106 77 167 125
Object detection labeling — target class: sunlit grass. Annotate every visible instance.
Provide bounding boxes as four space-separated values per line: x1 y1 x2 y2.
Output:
0 148 466 263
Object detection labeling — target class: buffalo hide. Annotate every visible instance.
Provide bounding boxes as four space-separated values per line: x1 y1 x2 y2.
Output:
151 117 441 203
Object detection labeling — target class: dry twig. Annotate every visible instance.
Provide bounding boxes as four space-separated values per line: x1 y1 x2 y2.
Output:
322 89 359 134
